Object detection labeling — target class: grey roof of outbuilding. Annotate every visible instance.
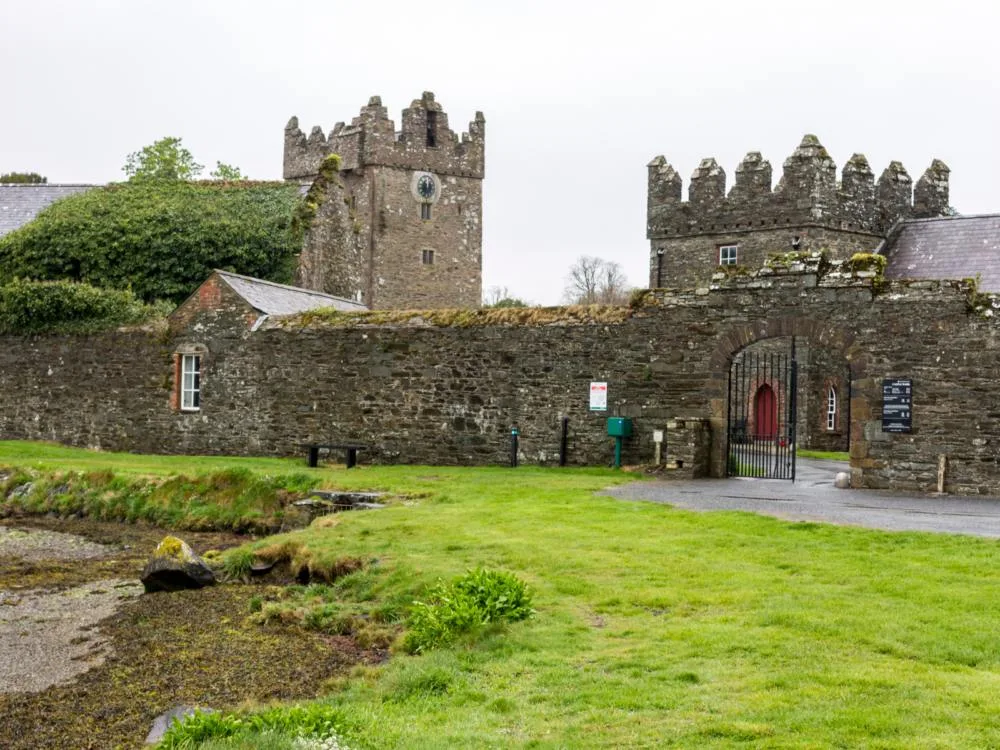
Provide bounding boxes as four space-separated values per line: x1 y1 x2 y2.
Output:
881 214 1000 291
0 184 98 237
215 270 367 315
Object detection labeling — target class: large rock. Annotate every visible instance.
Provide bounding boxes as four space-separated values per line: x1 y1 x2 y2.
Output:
141 536 216 593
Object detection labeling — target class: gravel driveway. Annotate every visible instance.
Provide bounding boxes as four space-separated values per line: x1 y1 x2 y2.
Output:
607 458 1000 538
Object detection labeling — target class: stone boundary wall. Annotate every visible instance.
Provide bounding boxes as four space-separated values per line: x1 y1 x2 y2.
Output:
2 258 1000 495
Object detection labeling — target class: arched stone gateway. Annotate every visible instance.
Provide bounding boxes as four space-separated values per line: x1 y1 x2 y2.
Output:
714 329 859 481
700 314 869 480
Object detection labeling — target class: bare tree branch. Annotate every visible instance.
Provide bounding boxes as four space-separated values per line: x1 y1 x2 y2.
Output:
563 256 632 305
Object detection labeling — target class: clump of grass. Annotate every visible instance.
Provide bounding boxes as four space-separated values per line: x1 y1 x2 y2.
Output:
403 568 534 653
220 547 256 582
157 703 353 749
255 540 366 584
250 572 396 650
0 466 321 533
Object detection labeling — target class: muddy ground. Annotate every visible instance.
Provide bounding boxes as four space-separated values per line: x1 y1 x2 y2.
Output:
0 517 385 750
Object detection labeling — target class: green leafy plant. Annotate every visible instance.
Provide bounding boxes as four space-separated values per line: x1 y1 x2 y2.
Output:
210 162 245 181
157 703 351 748
404 568 534 653
124 136 203 181
0 180 303 303
0 278 168 334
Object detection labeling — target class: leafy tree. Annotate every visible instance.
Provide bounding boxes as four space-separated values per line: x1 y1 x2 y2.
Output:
483 285 529 308
563 255 632 305
0 172 47 184
210 162 244 181
123 137 203 181
0 181 303 303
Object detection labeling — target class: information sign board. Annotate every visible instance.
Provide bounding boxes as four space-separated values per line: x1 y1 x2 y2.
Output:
589 382 608 412
882 378 913 433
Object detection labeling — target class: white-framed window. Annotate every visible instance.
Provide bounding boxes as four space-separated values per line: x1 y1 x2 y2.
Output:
422 249 435 265
719 244 738 266
421 203 432 220
827 385 837 431
181 354 201 411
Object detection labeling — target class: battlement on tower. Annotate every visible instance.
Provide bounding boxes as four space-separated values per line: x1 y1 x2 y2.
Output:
647 135 949 239
284 91 485 181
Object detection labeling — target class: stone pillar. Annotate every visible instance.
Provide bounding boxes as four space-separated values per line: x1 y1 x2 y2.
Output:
663 418 712 478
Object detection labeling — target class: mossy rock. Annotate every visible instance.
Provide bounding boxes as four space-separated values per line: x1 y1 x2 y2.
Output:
141 535 216 592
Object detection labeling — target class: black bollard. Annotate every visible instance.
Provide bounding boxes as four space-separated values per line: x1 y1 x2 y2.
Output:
510 427 519 468
559 417 569 466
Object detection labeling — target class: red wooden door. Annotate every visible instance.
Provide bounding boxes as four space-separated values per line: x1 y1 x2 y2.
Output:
754 384 777 441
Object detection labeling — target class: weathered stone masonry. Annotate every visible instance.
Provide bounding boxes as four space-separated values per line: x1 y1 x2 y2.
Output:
3 258 1000 496
285 92 484 310
647 135 951 289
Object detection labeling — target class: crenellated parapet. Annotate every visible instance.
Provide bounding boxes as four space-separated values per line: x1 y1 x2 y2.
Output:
647 135 949 239
284 92 485 181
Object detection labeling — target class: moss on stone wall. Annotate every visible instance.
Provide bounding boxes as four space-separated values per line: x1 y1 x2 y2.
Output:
843 253 887 275
292 154 343 231
278 303 634 330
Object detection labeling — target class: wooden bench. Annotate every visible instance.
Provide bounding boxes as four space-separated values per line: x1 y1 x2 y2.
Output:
304 443 369 469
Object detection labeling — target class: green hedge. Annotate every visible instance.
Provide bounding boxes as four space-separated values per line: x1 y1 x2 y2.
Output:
0 278 169 334
0 180 303 303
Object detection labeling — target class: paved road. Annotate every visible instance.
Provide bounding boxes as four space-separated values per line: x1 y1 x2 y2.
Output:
608 458 1000 538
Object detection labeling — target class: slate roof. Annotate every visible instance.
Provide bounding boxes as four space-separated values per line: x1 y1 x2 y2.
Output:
0 184 98 238
881 214 1000 291
215 270 367 315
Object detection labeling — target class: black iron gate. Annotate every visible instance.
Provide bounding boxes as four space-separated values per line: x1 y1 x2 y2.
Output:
726 337 798 480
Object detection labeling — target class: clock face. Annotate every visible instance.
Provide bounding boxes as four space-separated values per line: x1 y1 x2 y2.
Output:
416 174 436 200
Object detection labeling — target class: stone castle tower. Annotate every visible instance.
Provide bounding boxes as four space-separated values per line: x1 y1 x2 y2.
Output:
284 92 485 309
647 135 950 288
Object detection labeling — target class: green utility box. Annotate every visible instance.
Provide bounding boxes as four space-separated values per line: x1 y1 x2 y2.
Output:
607 417 633 437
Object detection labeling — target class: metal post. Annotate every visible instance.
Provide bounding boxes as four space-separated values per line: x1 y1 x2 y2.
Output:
789 337 798 482
614 436 623 469
510 428 519 468
559 417 569 466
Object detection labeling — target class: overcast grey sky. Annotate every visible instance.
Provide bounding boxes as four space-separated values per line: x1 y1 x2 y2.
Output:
3 1 998 305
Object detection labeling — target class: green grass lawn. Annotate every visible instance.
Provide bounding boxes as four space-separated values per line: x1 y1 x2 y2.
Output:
3 442 1000 748
796 448 850 462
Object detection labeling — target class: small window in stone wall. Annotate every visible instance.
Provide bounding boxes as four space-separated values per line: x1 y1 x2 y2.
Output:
719 244 738 266
422 249 435 265
181 354 201 411
826 385 837 431
426 110 438 147
421 203 432 220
